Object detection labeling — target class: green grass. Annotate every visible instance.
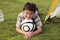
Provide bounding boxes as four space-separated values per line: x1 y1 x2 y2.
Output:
0 0 60 40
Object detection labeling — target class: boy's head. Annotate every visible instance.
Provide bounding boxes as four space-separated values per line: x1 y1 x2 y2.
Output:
23 2 37 19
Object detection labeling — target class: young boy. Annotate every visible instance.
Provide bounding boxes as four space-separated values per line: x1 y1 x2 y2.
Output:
16 2 42 39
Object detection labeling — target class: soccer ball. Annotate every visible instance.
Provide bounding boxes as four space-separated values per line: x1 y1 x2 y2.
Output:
56 13 60 18
0 10 4 21
55 7 60 18
50 7 60 18
20 19 35 32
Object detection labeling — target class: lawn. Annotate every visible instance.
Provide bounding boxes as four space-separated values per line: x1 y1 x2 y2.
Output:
0 0 60 40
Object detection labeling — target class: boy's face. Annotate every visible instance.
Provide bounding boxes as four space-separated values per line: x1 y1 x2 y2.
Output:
23 10 34 19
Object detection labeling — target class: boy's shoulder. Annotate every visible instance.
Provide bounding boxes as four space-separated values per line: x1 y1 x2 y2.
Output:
18 12 24 17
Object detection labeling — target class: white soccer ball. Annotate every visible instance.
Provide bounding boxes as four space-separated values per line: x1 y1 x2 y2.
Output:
0 10 4 21
50 7 60 18
55 7 60 18
21 19 35 32
55 12 60 18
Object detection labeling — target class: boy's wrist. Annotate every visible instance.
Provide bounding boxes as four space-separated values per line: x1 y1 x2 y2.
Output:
22 31 26 35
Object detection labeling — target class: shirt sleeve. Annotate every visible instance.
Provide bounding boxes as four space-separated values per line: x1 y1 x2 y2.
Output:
34 12 42 28
16 14 22 28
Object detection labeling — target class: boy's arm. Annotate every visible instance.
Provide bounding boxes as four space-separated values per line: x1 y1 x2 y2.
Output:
33 12 43 35
16 27 26 35
16 14 26 35
32 27 42 35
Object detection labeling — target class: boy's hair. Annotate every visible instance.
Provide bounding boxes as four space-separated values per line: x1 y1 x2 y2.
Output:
23 2 37 13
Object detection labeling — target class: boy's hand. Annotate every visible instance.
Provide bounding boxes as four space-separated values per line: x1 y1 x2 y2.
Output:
24 31 33 39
